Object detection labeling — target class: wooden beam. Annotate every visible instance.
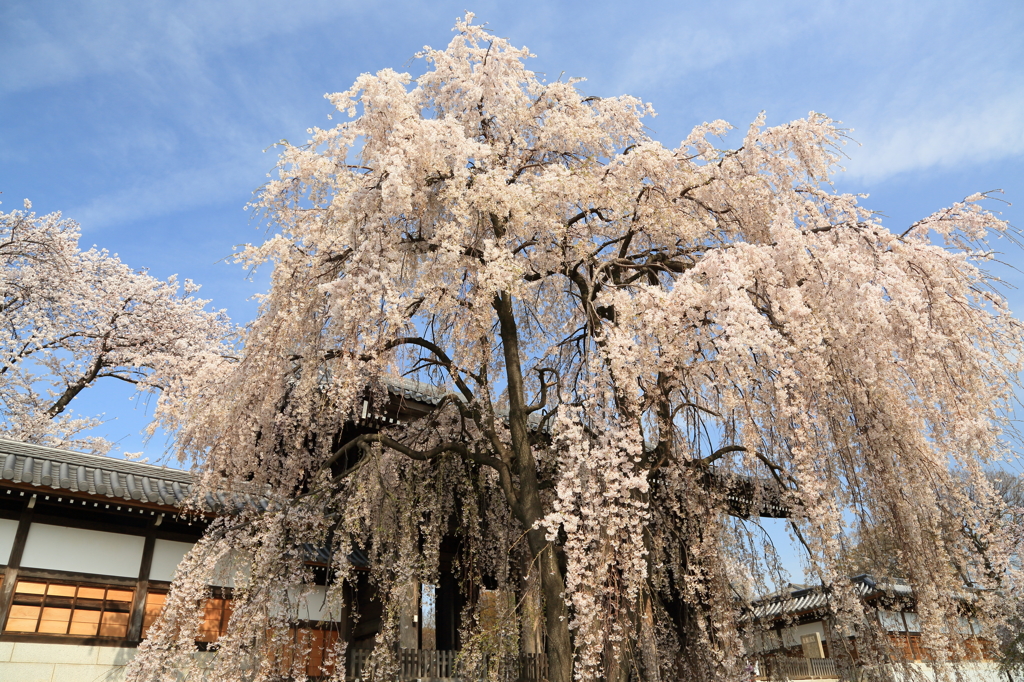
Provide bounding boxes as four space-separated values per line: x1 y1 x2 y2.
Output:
0 482 179 514
128 517 159 642
0 495 36 630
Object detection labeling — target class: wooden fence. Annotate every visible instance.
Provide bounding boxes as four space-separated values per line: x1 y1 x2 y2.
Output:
346 649 547 681
760 657 841 680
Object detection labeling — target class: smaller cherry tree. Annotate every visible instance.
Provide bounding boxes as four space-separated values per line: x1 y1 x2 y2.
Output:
0 202 236 453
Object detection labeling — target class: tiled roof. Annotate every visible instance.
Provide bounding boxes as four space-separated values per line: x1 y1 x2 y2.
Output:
383 375 450 406
0 438 193 507
0 379 789 521
716 471 790 518
369 376 549 432
751 575 914 619
0 438 371 567
0 380 456 508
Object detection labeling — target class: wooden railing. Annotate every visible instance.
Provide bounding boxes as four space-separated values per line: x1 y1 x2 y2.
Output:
346 648 373 680
346 648 548 681
760 657 840 680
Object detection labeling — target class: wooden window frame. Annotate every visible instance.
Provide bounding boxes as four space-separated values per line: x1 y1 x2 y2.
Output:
4 578 134 638
141 586 235 644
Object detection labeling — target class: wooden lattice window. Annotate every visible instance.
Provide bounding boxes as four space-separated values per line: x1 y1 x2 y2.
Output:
142 590 233 643
269 626 341 678
5 580 134 637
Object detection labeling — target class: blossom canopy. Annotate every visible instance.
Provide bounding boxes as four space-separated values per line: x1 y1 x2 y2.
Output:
131 15 1022 682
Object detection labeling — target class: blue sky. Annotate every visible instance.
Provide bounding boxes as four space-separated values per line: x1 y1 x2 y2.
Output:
2 0 1023 568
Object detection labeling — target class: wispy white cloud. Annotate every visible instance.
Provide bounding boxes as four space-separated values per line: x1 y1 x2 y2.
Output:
3 0 1020 464
69 153 264 233
606 0 825 92
590 0 1023 182
0 0 362 94
4 0 1021 225
843 91 1024 183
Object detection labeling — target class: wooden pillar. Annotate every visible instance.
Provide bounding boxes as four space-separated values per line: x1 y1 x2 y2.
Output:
0 495 36 630
399 582 420 649
127 517 159 641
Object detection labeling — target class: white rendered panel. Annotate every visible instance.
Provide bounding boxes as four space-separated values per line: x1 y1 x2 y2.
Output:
0 518 19 564
794 622 826 643
293 585 344 622
878 610 906 632
21 523 145 577
150 539 194 582
150 542 250 587
781 621 826 647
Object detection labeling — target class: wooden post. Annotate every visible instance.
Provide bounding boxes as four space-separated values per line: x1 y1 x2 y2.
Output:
0 495 36 630
127 518 158 641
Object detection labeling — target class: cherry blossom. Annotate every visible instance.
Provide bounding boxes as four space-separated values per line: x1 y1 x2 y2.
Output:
0 206 236 453
131 15 1022 682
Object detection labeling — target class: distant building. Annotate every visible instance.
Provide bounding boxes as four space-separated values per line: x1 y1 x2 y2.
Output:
0 376 799 682
747 575 1002 681
0 439 215 680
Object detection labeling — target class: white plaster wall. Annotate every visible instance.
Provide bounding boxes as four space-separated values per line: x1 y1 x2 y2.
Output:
890 662 1004 682
21 523 145 578
0 517 19 564
293 585 344 622
781 620 826 647
0 641 135 682
904 612 921 632
209 549 251 588
0 642 217 682
794 621 826 644
149 541 250 587
150 539 194 582
879 609 905 632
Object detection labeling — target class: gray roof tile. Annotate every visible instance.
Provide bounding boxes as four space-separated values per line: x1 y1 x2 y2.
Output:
0 438 193 507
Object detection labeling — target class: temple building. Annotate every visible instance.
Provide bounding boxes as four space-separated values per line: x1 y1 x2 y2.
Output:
747 576 1003 681
0 438 208 680
0 435 541 681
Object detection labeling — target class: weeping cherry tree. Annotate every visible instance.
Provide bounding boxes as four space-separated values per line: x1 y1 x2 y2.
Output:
129 15 1023 682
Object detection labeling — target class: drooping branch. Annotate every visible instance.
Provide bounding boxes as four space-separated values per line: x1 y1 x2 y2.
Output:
699 444 747 466
129 19 1024 682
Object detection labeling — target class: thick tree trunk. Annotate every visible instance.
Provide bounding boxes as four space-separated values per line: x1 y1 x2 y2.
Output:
520 553 544 655
526 528 573 682
495 291 574 682
639 591 662 682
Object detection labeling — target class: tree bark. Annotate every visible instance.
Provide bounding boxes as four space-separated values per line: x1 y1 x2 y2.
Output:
494 291 574 682
527 528 572 682
520 552 543 655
